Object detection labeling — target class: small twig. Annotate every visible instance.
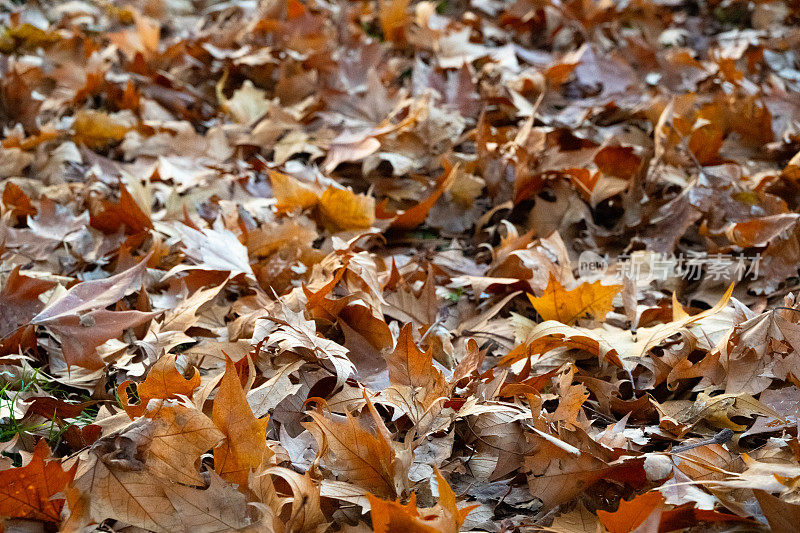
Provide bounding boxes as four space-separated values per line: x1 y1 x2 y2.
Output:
461 330 516 344
671 428 734 453
419 315 445 343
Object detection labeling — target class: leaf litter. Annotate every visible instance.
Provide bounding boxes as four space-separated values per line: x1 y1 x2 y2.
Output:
1 0 800 531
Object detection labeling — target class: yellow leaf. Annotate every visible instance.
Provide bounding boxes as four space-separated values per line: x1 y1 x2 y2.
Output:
318 187 376 230
528 274 622 325
269 170 320 214
379 0 411 42
73 110 131 149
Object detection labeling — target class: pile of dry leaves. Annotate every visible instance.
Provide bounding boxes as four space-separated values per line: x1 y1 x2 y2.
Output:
2 0 800 531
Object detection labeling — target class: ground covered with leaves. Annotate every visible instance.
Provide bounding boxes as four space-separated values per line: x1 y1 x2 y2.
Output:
2 0 800 531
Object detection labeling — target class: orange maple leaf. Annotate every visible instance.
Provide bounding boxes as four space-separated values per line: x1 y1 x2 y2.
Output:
597 491 666 533
118 353 201 418
368 469 477 533
0 440 77 523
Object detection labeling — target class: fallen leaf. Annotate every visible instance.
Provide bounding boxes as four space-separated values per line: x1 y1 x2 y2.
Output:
0 440 77 523
527 274 622 325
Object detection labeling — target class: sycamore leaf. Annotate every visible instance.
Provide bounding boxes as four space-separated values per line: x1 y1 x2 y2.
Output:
162 471 252 533
118 354 203 422
754 490 800 532
367 469 476 533
318 187 376 230
528 274 622 325
73 407 247 532
73 110 132 149
507 284 735 370
380 323 450 430
222 80 270 125
75 450 249 533
255 304 355 386
32 258 148 323
137 354 201 406
386 323 442 391
385 164 457 230
157 281 228 334
212 355 271 489
525 427 645 509
2 181 36 217
383 268 439 328
145 402 224 485
269 170 321 215
597 491 665 533
268 171 375 230
31 258 159 368
170 223 255 280
252 466 327 533
27 197 89 243
304 396 399 498
0 440 77 523
90 183 152 235
0 266 55 340
378 0 410 42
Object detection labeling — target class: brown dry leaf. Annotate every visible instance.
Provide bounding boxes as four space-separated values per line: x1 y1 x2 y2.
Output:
387 323 443 391
269 170 321 215
2 181 36 217
74 413 249 532
304 395 400 498
90 183 152 235
251 466 327 533
170 223 255 280
597 491 665 533
380 323 450 430
120 354 201 417
754 490 800 532
386 165 457 230
31 258 158 368
379 0 411 43
8 1 800 531
0 266 55 340
144 402 224 485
